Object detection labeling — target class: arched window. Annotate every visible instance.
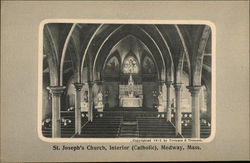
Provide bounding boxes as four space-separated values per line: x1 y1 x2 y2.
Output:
142 56 156 74
122 56 139 74
104 56 120 74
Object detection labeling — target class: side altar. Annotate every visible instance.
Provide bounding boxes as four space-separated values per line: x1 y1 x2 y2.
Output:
119 74 143 107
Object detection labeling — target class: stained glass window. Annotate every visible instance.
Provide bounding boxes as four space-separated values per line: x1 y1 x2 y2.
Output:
123 56 139 74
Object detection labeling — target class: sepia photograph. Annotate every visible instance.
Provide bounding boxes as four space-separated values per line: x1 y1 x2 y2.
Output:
40 22 214 141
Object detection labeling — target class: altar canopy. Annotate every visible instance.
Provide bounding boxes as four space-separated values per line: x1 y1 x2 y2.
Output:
119 74 143 107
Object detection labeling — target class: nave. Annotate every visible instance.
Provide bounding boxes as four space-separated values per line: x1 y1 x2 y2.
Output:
42 23 212 139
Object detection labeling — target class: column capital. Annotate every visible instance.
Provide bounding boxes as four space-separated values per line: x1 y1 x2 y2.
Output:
73 83 83 91
165 81 173 86
187 86 202 94
47 86 65 96
173 83 182 89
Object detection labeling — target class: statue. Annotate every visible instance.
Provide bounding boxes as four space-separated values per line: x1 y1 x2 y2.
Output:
158 91 163 106
81 91 89 112
158 91 164 112
95 90 104 112
128 73 134 86
128 74 135 97
97 91 103 106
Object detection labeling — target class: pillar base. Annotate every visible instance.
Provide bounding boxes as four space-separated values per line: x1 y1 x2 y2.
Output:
47 86 66 138
187 85 202 138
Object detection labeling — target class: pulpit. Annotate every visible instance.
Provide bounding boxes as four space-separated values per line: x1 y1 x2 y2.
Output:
119 74 143 107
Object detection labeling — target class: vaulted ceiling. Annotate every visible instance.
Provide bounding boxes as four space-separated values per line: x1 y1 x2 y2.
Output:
43 23 211 89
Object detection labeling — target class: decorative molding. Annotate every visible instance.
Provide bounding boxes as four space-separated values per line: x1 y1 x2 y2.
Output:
186 86 202 94
73 83 83 91
173 83 182 90
47 86 66 96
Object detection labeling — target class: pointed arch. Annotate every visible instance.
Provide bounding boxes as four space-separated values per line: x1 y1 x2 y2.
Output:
92 25 166 81
59 23 77 86
80 24 106 82
43 25 59 86
174 25 192 84
154 25 174 81
101 35 161 81
192 25 211 85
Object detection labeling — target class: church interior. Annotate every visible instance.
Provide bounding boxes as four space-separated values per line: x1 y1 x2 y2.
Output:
42 23 212 139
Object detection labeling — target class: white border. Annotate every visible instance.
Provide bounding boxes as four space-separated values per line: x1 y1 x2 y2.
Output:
38 19 216 143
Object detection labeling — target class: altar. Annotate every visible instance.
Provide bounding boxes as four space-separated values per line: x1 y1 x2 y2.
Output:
120 97 142 107
119 74 143 107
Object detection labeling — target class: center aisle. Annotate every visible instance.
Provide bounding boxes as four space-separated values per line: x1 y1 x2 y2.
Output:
75 107 178 138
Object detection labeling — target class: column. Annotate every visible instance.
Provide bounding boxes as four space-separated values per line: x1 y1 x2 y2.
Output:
187 86 202 138
47 86 65 138
207 95 211 123
174 83 182 136
88 82 94 122
74 83 83 135
166 81 172 122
